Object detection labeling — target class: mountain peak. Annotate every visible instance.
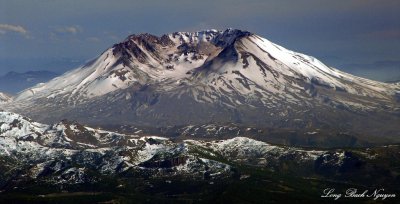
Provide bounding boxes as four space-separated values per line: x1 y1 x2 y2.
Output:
119 29 252 49
213 28 252 47
124 32 175 47
110 28 252 66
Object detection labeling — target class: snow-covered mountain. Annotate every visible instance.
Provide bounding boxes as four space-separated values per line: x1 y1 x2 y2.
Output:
4 29 400 144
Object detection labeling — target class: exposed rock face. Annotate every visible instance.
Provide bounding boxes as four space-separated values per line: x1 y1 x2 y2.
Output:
140 156 189 168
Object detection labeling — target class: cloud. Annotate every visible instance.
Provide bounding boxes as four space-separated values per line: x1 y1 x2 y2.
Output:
87 37 100 42
55 26 82 34
102 31 120 41
0 24 28 36
50 25 83 41
340 60 400 82
343 60 400 70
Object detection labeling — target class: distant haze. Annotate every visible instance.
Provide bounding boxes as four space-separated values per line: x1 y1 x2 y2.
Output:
0 0 399 81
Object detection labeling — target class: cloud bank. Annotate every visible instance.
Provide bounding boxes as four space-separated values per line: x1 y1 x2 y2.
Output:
0 24 28 36
55 26 81 35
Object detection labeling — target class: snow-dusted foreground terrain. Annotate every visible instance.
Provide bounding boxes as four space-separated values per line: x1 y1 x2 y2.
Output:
0 111 320 183
1 111 399 195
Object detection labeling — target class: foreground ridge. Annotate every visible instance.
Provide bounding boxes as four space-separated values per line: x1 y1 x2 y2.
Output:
1 111 399 202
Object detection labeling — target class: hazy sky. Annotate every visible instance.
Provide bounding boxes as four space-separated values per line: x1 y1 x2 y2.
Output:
0 0 399 81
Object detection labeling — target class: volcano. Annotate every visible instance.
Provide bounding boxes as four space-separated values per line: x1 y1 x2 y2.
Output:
4 29 400 146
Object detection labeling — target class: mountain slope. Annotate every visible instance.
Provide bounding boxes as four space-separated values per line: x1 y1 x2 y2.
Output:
5 29 400 145
0 92 11 104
